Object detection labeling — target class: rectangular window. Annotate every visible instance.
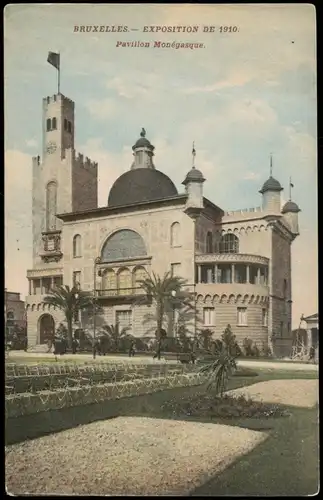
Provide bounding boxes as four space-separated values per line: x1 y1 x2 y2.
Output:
54 276 63 287
203 307 215 326
73 271 81 287
171 263 181 277
262 308 268 327
116 310 132 330
280 321 284 337
237 307 247 326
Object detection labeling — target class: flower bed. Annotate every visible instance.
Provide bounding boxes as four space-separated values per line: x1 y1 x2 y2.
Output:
161 392 290 419
5 372 207 419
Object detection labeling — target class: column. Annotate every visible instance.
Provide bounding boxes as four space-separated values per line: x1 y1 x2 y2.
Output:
197 265 202 283
231 264 235 283
51 277 54 290
257 267 261 285
214 264 218 283
40 278 43 295
307 328 312 352
246 265 250 284
28 279 32 295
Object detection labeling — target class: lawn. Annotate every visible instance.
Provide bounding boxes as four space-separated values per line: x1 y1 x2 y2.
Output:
5 364 318 496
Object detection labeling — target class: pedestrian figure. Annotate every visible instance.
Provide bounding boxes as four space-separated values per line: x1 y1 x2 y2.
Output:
309 346 316 363
72 337 77 354
129 340 135 357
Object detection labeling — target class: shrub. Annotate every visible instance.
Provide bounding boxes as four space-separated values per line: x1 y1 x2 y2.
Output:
243 337 254 357
199 351 238 396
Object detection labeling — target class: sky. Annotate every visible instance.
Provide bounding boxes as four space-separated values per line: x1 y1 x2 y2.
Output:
4 3 317 327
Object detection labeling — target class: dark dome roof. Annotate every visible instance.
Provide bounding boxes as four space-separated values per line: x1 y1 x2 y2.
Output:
108 168 178 207
133 137 153 149
281 200 300 213
182 167 205 185
259 176 283 194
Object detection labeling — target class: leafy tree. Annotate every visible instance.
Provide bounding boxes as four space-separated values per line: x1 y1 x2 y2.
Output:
100 323 131 351
197 328 213 351
137 271 195 339
221 324 242 357
200 350 238 397
42 285 93 348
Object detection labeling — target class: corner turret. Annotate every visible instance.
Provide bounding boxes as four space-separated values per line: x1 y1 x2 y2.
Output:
259 154 283 212
182 143 205 218
281 179 300 236
131 128 155 169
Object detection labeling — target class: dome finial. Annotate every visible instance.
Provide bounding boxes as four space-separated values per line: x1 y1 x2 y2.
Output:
289 177 294 201
140 128 146 138
192 141 196 168
270 152 273 177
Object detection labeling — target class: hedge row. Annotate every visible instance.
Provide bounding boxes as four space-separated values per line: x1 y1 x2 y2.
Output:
5 372 207 419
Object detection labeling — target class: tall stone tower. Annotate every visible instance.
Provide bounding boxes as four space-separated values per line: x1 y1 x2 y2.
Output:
32 92 98 267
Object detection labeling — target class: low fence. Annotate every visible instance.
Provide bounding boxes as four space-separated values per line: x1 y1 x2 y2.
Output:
5 361 206 419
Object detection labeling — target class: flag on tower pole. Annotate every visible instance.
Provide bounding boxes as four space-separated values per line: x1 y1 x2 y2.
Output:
47 51 60 94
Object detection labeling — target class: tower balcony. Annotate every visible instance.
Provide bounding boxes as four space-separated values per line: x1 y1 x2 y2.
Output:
40 230 63 263
195 253 269 289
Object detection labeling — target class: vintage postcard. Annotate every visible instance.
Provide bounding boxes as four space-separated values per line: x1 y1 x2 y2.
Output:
5 3 318 496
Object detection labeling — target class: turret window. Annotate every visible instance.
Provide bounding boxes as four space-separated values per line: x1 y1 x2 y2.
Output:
219 233 239 254
68 121 72 133
52 117 57 130
46 118 51 131
206 232 213 253
64 118 68 131
170 222 181 247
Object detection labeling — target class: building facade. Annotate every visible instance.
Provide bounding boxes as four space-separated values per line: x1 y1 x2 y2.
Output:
26 92 301 354
5 290 26 332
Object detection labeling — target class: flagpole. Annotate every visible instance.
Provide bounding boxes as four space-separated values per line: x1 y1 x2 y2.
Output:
58 51 60 95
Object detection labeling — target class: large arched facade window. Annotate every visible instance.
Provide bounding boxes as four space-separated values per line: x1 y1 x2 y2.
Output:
101 229 147 262
73 234 82 258
206 231 213 253
219 233 239 254
118 268 132 295
46 181 58 231
170 222 181 247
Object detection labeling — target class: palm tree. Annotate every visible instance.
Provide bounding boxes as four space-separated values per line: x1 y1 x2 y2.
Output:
198 328 213 351
42 285 93 349
137 271 195 340
100 323 131 351
200 349 238 397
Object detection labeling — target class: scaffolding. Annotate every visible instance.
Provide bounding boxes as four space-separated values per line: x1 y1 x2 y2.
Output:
291 313 307 360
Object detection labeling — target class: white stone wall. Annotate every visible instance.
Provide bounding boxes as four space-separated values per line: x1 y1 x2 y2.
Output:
62 203 195 290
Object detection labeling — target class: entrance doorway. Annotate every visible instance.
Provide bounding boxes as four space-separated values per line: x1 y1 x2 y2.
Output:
38 314 55 344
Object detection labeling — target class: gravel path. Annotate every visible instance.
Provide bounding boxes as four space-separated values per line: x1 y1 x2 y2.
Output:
6 417 266 496
227 379 319 408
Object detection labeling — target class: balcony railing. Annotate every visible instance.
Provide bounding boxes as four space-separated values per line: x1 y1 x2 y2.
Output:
96 287 147 298
195 253 269 266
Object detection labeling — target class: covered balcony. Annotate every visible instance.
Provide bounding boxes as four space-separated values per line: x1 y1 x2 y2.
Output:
195 253 269 289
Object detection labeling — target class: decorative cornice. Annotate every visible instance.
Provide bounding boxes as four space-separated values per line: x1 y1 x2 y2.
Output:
195 253 269 266
99 256 152 268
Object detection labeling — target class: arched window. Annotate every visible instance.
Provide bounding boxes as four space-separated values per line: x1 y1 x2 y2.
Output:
206 231 213 253
52 117 57 130
118 268 132 295
219 233 239 254
6 311 15 327
101 229 147 262
73 234 82 258
46 118 51 131
102 269 117 296
133 266 147 294
170 222 181 247
46 181 58 231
